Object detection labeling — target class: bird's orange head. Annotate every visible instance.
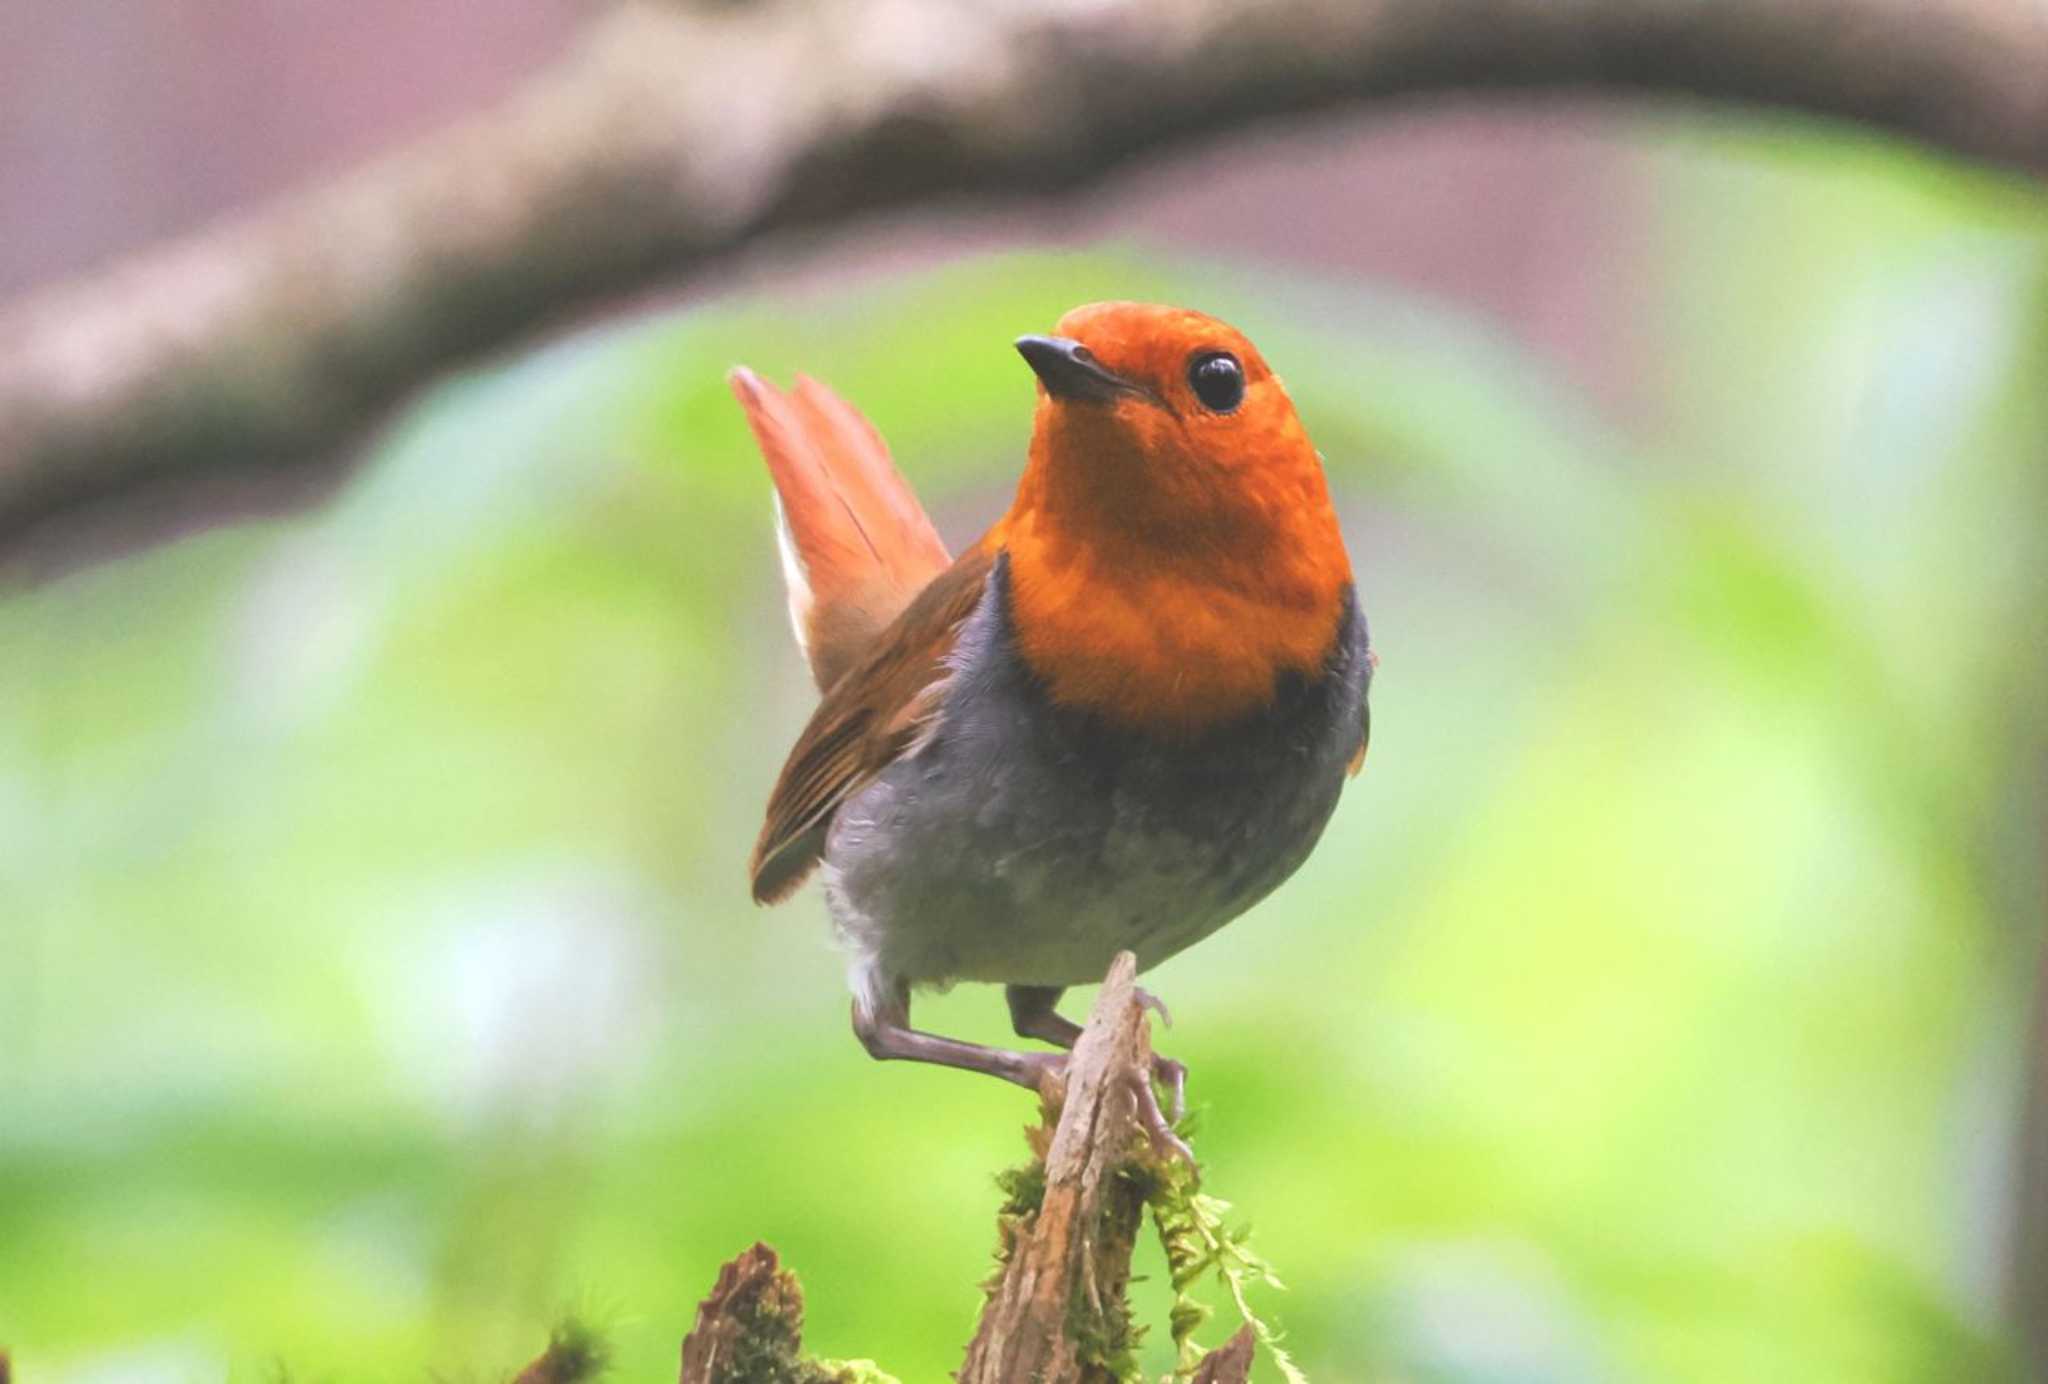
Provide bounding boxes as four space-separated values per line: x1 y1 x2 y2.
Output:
995 301 1353 737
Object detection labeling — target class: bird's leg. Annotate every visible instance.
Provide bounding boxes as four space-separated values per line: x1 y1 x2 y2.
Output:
1005 983 1084 1047
853 987 1063 1092
1006 983 1191 1140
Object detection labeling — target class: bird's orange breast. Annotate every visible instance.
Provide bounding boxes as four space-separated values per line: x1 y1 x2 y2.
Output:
992 390 1351 737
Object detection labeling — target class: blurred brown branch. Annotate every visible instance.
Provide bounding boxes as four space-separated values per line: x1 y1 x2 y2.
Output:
1 0 2045 536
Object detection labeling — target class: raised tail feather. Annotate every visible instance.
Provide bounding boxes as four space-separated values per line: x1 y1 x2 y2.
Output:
729 367 952 691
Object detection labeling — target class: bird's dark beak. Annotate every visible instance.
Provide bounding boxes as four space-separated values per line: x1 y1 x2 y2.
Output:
1015 335 1138 404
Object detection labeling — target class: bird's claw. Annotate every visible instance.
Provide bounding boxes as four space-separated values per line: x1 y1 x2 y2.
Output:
1134 989 1189 1153
1134 986 1174 1028
1130 1064 1196 1166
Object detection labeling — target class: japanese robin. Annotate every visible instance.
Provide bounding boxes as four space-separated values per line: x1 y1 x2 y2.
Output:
731 301 1371 1149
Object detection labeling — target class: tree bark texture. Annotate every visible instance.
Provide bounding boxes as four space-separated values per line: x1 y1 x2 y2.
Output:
959 950 1155 1383
677 1241 838 1384
1188 1327 1255 1384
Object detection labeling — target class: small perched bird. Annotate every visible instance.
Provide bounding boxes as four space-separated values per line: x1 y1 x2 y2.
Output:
731 302 1371 1148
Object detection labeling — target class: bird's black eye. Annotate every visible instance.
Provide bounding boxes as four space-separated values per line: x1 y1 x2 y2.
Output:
1187 352 1245 413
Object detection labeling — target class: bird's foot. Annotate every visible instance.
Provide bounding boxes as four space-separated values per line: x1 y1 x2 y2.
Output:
1152 1053 1188 1126
1101 987 1190 1152
1131 1062 1195 1165
1124 994 1193 1163
994 982 1192 1161
1134 986 1174 1028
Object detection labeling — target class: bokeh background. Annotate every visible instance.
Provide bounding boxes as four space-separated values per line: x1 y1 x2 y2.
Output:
5 8 2047 1383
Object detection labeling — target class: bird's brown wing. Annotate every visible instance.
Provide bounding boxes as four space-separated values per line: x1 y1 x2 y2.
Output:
749 543 997 904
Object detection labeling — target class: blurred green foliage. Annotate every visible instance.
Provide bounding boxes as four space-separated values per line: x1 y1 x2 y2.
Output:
4 123 2046 1382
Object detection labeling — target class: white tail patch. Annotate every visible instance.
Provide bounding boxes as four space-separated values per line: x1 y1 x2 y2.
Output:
771 492 817 665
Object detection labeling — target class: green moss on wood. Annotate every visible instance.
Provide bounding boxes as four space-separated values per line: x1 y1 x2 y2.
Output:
681 1243 900 1384
513 1314 613 1384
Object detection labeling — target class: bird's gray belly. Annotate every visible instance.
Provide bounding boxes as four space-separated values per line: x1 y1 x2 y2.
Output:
825 737 1345 989
821 564 1369 996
